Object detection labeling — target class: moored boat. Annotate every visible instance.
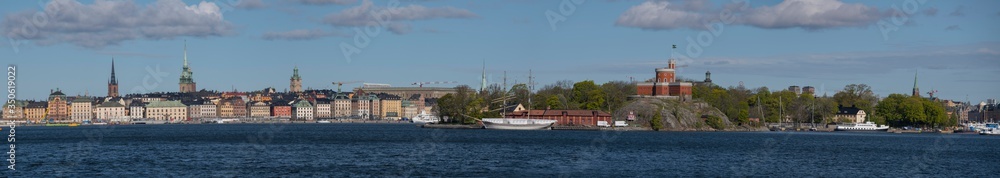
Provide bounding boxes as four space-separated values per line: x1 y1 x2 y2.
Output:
411 111 440 124
481 118 557 130
835 122 889 131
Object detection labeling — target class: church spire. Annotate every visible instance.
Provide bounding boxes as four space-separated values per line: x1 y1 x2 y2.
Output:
912 69 920 97
183 40 188 68
109 57 117 85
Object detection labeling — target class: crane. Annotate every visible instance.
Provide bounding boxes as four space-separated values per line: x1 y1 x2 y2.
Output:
412 81 458 87
332 81 363 92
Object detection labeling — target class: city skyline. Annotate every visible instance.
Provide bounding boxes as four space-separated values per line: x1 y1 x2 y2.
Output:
2 0 999 102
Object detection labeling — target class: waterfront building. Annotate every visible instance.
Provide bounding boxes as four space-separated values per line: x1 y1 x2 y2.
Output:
129 100 146 119
835 106 867 123
333 93 352 118
249 101 272 118
95 101 127 123
504 109 612 127
351 93 380 119
217 98 236 118
70 96 94 123
313 99 331 119
198 101 217 118
232 97 247 118
378 94 402 120
356 86 456 99
271 101 292 118
47 89 70 122
402 99 417 119
292 99 314 120
290 67 302 93
2 100 25 121
108 58 119 97
636 59 693 98
146 100 188 121
179 42 197 93
24 102 46 123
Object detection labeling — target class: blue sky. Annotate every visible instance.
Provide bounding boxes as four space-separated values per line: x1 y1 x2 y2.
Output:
2 0 998 103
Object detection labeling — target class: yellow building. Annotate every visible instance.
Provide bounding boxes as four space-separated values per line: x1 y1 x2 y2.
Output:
379 94 402 120
24 102 47 123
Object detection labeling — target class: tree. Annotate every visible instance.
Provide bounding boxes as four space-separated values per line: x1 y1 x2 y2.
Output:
833 84 878 114
509 83 530 106
572 80 605 110
650 109 663 131
601 80 636 113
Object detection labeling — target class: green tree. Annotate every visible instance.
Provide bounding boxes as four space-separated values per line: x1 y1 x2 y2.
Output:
572 80 605 110
650 109 663 131
833 84 878 114
601 80 636 113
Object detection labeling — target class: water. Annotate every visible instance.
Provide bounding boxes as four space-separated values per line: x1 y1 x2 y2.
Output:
4 124 999 177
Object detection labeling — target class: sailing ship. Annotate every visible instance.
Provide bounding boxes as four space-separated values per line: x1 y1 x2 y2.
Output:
481 69 557 130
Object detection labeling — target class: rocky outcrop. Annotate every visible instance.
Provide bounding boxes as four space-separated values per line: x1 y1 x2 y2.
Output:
613 98 766 131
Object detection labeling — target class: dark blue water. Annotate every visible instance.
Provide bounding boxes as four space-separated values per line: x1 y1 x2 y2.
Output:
3 124 998 177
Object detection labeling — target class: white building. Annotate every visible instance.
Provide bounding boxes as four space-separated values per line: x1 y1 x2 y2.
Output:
95 101 127 123
249 101 271 118
292 99 314 120
129 100 146 119
146 100 188 122
314 99 332 119
70 96 94 123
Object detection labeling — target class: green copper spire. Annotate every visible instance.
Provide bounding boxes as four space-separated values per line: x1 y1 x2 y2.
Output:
291 66 301 80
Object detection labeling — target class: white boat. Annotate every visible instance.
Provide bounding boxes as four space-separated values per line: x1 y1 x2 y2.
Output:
411 111 440 124
482 118 557 130
979 123 999 135
835 122 890 131
317 120 331 123
132 118 166 124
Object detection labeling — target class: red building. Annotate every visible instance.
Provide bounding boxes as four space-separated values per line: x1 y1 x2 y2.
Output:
271 104 292 118
637 59 692 97
505 110 612 127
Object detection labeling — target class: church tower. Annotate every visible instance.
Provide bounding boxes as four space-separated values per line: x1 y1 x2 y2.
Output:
290 66 302 93
912 70 919 97
179 41 197 93
108 58 119 97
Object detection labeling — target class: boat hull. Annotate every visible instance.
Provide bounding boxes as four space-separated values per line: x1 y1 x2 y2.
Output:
834 127 890 131
481 118 556 130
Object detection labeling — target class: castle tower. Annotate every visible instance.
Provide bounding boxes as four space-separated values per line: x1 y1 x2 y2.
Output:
290 66 302 93
108 58 119 97
179 41 197 93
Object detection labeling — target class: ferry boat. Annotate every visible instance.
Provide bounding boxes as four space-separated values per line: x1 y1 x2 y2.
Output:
410 111 440 124
979 123 999 135
481 118 557 130
835 122 890 131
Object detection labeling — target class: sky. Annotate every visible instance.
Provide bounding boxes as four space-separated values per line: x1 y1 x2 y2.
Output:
1 0 998 103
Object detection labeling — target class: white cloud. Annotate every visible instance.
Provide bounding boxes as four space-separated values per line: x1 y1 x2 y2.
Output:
614 0 716 30
1 0 233 49
288 0 357 5
262 29 345 40
321 0 476 34
616 0 891 30
740 0 887 30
